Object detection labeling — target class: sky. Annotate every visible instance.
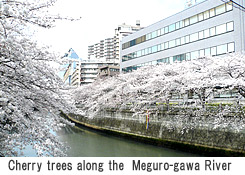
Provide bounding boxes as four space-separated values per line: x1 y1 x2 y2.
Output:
36 0 188 59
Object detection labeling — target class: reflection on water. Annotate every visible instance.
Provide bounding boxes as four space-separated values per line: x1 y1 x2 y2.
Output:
57 125 197 157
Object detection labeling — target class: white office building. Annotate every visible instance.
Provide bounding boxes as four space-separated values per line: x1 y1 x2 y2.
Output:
120 0 245 72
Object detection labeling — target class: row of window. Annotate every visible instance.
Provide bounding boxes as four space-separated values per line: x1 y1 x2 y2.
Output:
81 73 98 75
122 42 235 72
122 2 233 50
81 63 108 67
109 68 120 72
122 21 234 62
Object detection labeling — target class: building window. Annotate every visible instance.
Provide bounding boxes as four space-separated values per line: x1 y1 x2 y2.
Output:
228 42 235 52
122 55 128 62
142 49 145 56
210 27 216 36
132 52 137 58
136 37 142 44
164 42 169 49
176 21 180 30
204 29 210 38
181 37 185 45
161 43 164 51
191 51 199 60
227 21 234 31
190 15 198 24
126 42 130 49
217 44 227 55
216 23 226 35
176 38 181 46
161 28 165 35
216 4 226 15
226 2 233 11
179 20 184 28
157 29 161 37
146 33 151 40
152 31 157 38
137 50 142 57
211 46 217 56
157 58 162 63
169 56 174 64
130 40 136 47
210 8 215 17
199 49 205 57
199 31 204 40
205 48 211 56
173 54 186 62
141 35 146 42
164 26 169 34
169 23 176 32
204 10 210 19
185 35 190 43
186 53 191 60
190 32 198 42
184 18 190 27
152 45 158 53
148 47 152 54
158 44 162 51
169 40 176 48
198 13 204 21
128 53 133 60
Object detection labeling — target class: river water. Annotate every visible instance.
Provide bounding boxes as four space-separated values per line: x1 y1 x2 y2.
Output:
57 125 197 157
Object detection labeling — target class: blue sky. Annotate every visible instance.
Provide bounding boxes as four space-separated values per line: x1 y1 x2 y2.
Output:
37 0 188 59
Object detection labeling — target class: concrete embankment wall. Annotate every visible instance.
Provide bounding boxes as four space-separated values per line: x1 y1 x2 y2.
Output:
63 108 245 156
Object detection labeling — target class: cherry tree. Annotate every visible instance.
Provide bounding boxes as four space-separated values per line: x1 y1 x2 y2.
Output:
0 0 75 156
177 54 245 107
72 53 245 118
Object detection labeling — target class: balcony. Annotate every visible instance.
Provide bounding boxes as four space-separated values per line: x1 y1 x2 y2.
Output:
81 79 95 84
81 69 98 73
81 74 97 78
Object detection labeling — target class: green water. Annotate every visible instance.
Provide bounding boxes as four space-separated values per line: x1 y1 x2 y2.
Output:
58 125 197 157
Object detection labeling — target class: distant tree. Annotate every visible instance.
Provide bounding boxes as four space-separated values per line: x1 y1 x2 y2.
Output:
0 0 75 156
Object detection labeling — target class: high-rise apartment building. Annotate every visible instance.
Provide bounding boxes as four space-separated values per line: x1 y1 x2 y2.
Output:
88 22 143 63
120 0 245 72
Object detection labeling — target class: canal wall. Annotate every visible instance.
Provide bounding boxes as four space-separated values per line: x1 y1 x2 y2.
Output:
63 106 245 156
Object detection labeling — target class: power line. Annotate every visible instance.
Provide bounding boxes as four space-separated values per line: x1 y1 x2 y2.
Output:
221 0 245 12
230 0 245 10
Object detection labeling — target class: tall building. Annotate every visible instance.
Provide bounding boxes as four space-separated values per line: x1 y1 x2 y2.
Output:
120 0 245 72
61 48 81 86
114 21 143 63
88 22 143 63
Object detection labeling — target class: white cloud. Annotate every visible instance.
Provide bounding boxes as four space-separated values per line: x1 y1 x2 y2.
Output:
36 0 186 59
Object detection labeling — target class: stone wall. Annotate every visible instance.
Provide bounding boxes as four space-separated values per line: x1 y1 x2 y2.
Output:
65 107 245 156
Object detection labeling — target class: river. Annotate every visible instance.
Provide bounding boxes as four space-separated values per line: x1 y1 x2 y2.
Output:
57 125 197 157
